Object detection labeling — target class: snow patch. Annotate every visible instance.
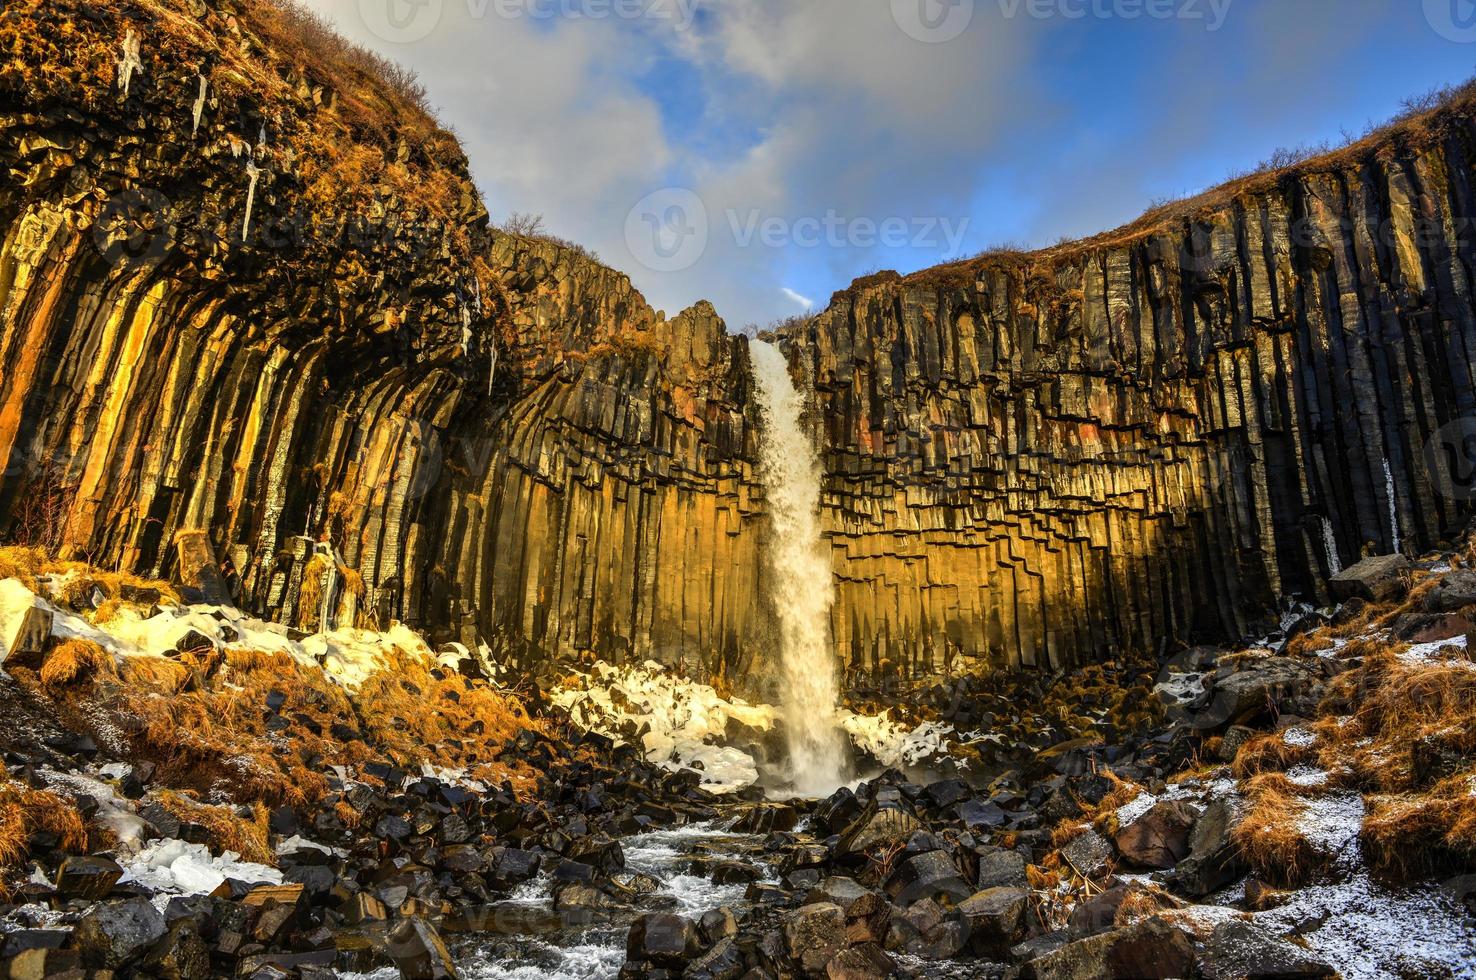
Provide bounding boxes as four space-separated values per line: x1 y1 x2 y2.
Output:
839 711 954 770
120 839 280 900
1282 727 1317 748
551 661 775 794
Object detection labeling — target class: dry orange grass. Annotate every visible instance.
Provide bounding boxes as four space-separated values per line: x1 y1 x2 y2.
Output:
1317 647 1476 793
0 778 87 867
1230 777 1325 887
0 545 46 590
1232 733 1318 779
157 791 273 865
39 638 115 689
1361 772 1476 876
355 648 541 789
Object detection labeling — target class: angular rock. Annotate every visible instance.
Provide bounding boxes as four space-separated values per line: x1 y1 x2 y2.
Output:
56 855 124 900
1329 555 1411 603
782 902 847 976
957 886 1028 955
1020 917 1197 979
385 918 460 980
74 897 168 969
1114 801 1199 870
626 913 700 968
1200 920 1335 980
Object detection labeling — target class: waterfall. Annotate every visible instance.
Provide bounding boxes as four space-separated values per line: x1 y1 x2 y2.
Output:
750 340 846 795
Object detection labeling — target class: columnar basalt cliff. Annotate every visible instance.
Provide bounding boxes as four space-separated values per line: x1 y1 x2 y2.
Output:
6 0 1476 692
799 128 1476 679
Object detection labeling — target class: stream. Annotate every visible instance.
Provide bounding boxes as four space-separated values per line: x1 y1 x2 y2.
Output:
346 818 777 980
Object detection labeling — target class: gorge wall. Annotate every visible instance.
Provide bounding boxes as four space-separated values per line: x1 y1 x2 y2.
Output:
6 0 1476 694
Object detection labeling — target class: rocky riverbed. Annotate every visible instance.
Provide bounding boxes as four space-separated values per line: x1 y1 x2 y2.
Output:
3 538 1476 978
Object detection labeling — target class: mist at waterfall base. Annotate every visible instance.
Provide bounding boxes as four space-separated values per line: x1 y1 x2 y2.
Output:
749 340 851 797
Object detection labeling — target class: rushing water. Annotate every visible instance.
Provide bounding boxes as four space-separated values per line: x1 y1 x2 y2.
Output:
343 823 772 980
749 340 847 796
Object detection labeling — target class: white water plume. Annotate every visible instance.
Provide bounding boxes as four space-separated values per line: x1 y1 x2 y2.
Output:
749 339 846 795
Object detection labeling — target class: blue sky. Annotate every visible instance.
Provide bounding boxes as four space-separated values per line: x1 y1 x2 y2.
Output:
324 0 1476 328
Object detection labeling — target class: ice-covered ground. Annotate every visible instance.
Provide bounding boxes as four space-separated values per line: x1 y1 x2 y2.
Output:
551 661 959 794
838 710 954 770
550 661 777 794
121 839 282 905
0 575 432 691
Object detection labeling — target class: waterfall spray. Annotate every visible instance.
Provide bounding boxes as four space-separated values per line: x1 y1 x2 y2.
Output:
750 340 846 795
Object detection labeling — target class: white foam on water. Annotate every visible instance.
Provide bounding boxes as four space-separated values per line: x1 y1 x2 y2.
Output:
750 340 846 795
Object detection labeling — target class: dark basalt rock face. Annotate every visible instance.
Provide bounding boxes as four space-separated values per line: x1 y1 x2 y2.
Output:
6 0 1476 695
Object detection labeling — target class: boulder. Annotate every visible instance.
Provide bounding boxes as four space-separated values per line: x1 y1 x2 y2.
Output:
1425 569 1476 612
1019 917 1198 979
56 855 124 900
782 902 847 975
804 877 875 915
1329 554 1411 603
1060 829 1115 880
698 907 738 945
976 847 1028 890
144 917 212 980
1114 801 1199 870
385 918 460 980
957 886 1028 955
1171 798 1247 897
1185 658 1322 731
824 942 895 979
74 897 168 969
884 850 971 907
837 804 922 856
684 937 745 980
626 913 700 968
1199 920 1335 979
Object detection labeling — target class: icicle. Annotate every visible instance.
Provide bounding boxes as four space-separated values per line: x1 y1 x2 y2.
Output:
488 336 497 398
460 301 473 352
257 123 267 154
1383 458 1402 553
472 276 483 315
242 159 261 242
191 74 208 135
117 30 144 97
1320 516 1342 576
